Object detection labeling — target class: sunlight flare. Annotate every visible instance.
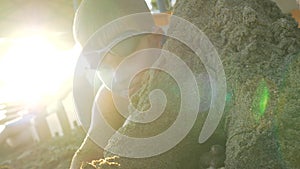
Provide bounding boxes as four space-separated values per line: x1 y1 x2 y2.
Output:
0 33 77 105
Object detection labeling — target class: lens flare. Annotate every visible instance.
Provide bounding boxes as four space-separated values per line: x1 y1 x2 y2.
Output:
252 79 270 121
0 33 77 105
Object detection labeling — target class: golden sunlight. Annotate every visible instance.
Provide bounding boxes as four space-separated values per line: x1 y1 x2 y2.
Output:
0 33 78 105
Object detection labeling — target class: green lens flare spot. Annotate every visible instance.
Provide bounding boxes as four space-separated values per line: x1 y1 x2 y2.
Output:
252 79 270 121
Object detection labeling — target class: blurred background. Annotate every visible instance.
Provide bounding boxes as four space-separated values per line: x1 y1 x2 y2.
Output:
0 0 82 148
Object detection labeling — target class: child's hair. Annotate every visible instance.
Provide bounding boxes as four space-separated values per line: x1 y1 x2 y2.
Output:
74 0 152 46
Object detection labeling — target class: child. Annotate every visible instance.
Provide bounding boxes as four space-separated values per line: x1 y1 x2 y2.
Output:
70 1 163 168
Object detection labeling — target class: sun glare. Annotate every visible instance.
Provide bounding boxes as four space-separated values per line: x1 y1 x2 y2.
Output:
0 33 77 105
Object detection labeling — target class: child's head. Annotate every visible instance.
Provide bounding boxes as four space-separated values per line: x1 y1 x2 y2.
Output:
74 0 152 46
74 0 162 93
